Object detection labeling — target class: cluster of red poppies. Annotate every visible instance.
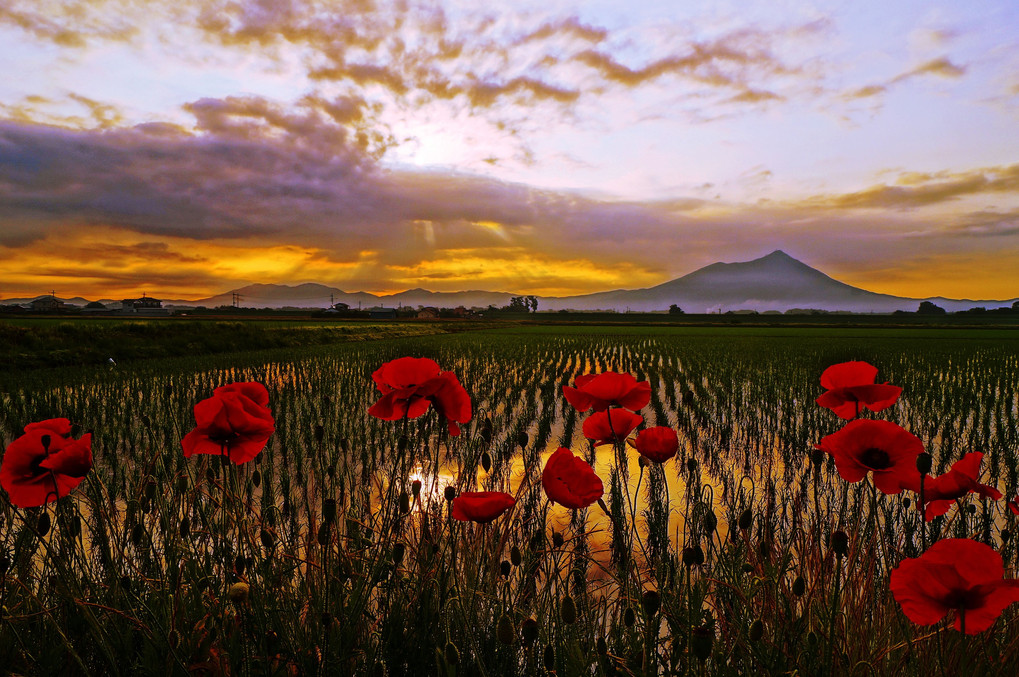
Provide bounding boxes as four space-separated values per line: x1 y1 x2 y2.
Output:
815 361 1019 634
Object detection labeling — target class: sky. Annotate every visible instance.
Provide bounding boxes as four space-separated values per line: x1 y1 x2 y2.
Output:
1 0 1018 301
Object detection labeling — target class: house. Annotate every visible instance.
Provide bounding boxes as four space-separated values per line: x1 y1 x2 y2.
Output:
120 294 163 310
332 302 350 311
30 296 65 312
416 307 439 319
369 307 397 319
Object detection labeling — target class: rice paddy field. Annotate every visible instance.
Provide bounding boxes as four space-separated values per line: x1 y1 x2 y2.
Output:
2 323 1019 676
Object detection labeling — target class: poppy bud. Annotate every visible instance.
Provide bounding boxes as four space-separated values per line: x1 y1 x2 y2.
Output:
641 590 660 616
500 560 511 577
807 631 818 646
37 512 50 538
543 645 555 671
561 595 577 624
252 470 261 488
180 516 190 538
144 478 157 501
638 455 648 468
481 422 493 444
691 624 713 662
411 480 422 498
517 431 529 449
131 524 144 546
397 435 409 452
444 486 457 502
687 458 698 473
552 531 564 548
497 613 515 645
596 636 608 656
444 642 459 666
683 390 695 405
916 453 932 475
399 492 411 514
682 546 704 567
831 530 849 558
792 575 806 596
40 434 51 451
228 582 249 604
738 508 752 531
317 523 330 546
481 452 492 473
121 575 132 594
314 425 325 442
967 504 977 515
323 499 337 524
623 606 636 627
597 498 610 515
393 542 405 565
260 529 274 551
702 510 717 534
811 448 825 467
901 496 910 509
511 545 522 566
749 619 764 642
521 618 538 646
235 555 246 576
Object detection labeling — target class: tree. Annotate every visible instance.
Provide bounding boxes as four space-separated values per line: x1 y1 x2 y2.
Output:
668 304 685 315
526 295 538 313
917 301 946 315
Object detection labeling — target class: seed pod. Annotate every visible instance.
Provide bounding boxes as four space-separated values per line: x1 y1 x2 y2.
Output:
497 613 515 645
397 435 409 453
687 458 698 473
641 590 660 617
902 496 910 509
623 607 636 627
481 452 492 473
543 645 555 671
314 425 325 442
738 508 752 531
596 636 608 656
967 504 977 515
560 595 577 624
235 555 246 576
692 624 714 662
131 524 145 546
37 512 51 538
749 619 764 642
521 618 539 646
683 390 695 405
481 422 493 445
916 453 932 475
792 575 806 597
180 516 190 538
807 631 818 645
399 492 411 514
323 499 337 524
500 560 511 577
831 530 849 557
317 523 330 546
552 531 564 548
252 470 261 488
411 480 422 498
444 486 457 502
517 431 529 449
260 529 274 551
228 582 250 604
702 510 717 534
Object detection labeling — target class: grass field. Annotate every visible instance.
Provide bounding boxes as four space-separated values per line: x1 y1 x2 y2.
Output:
1 323 1018 675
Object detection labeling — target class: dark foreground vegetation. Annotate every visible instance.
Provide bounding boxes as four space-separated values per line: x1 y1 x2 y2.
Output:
1 325 1018 675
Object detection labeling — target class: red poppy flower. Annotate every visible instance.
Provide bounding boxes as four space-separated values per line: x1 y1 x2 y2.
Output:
901 453 1002 521
182 382 275 464
451 491 516 523
816 361 902 419
368 357 472 435
1 418 93 508
563 372 651 413
628 426 679 463
1010 497 1019 516
814 419 923 494
542 447 604 509
890 538 1019 634
582 409 643 447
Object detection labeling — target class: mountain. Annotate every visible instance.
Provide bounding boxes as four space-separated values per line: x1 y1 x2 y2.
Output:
4 251 1016 313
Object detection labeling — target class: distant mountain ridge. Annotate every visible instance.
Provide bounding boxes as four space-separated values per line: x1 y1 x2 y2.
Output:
6 251 1016 313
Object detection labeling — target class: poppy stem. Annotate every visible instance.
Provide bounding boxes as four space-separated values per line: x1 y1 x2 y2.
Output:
959 609 967 674
826 551 842 677
919 474 927 551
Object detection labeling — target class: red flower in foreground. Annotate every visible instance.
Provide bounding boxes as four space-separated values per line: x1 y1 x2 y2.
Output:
451 491 516 523
542 447 604 509
901 453 1002 521
582 409 643 447
1 418 93 508
891 538 1019 634
815 419 923 494
628 426 679 463
563 372 651 413
368 357 472 435
1010 497 1019 516
816 361 902 419
182 382 275 464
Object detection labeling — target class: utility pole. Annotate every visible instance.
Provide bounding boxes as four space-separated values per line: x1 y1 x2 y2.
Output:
330 293 334 307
